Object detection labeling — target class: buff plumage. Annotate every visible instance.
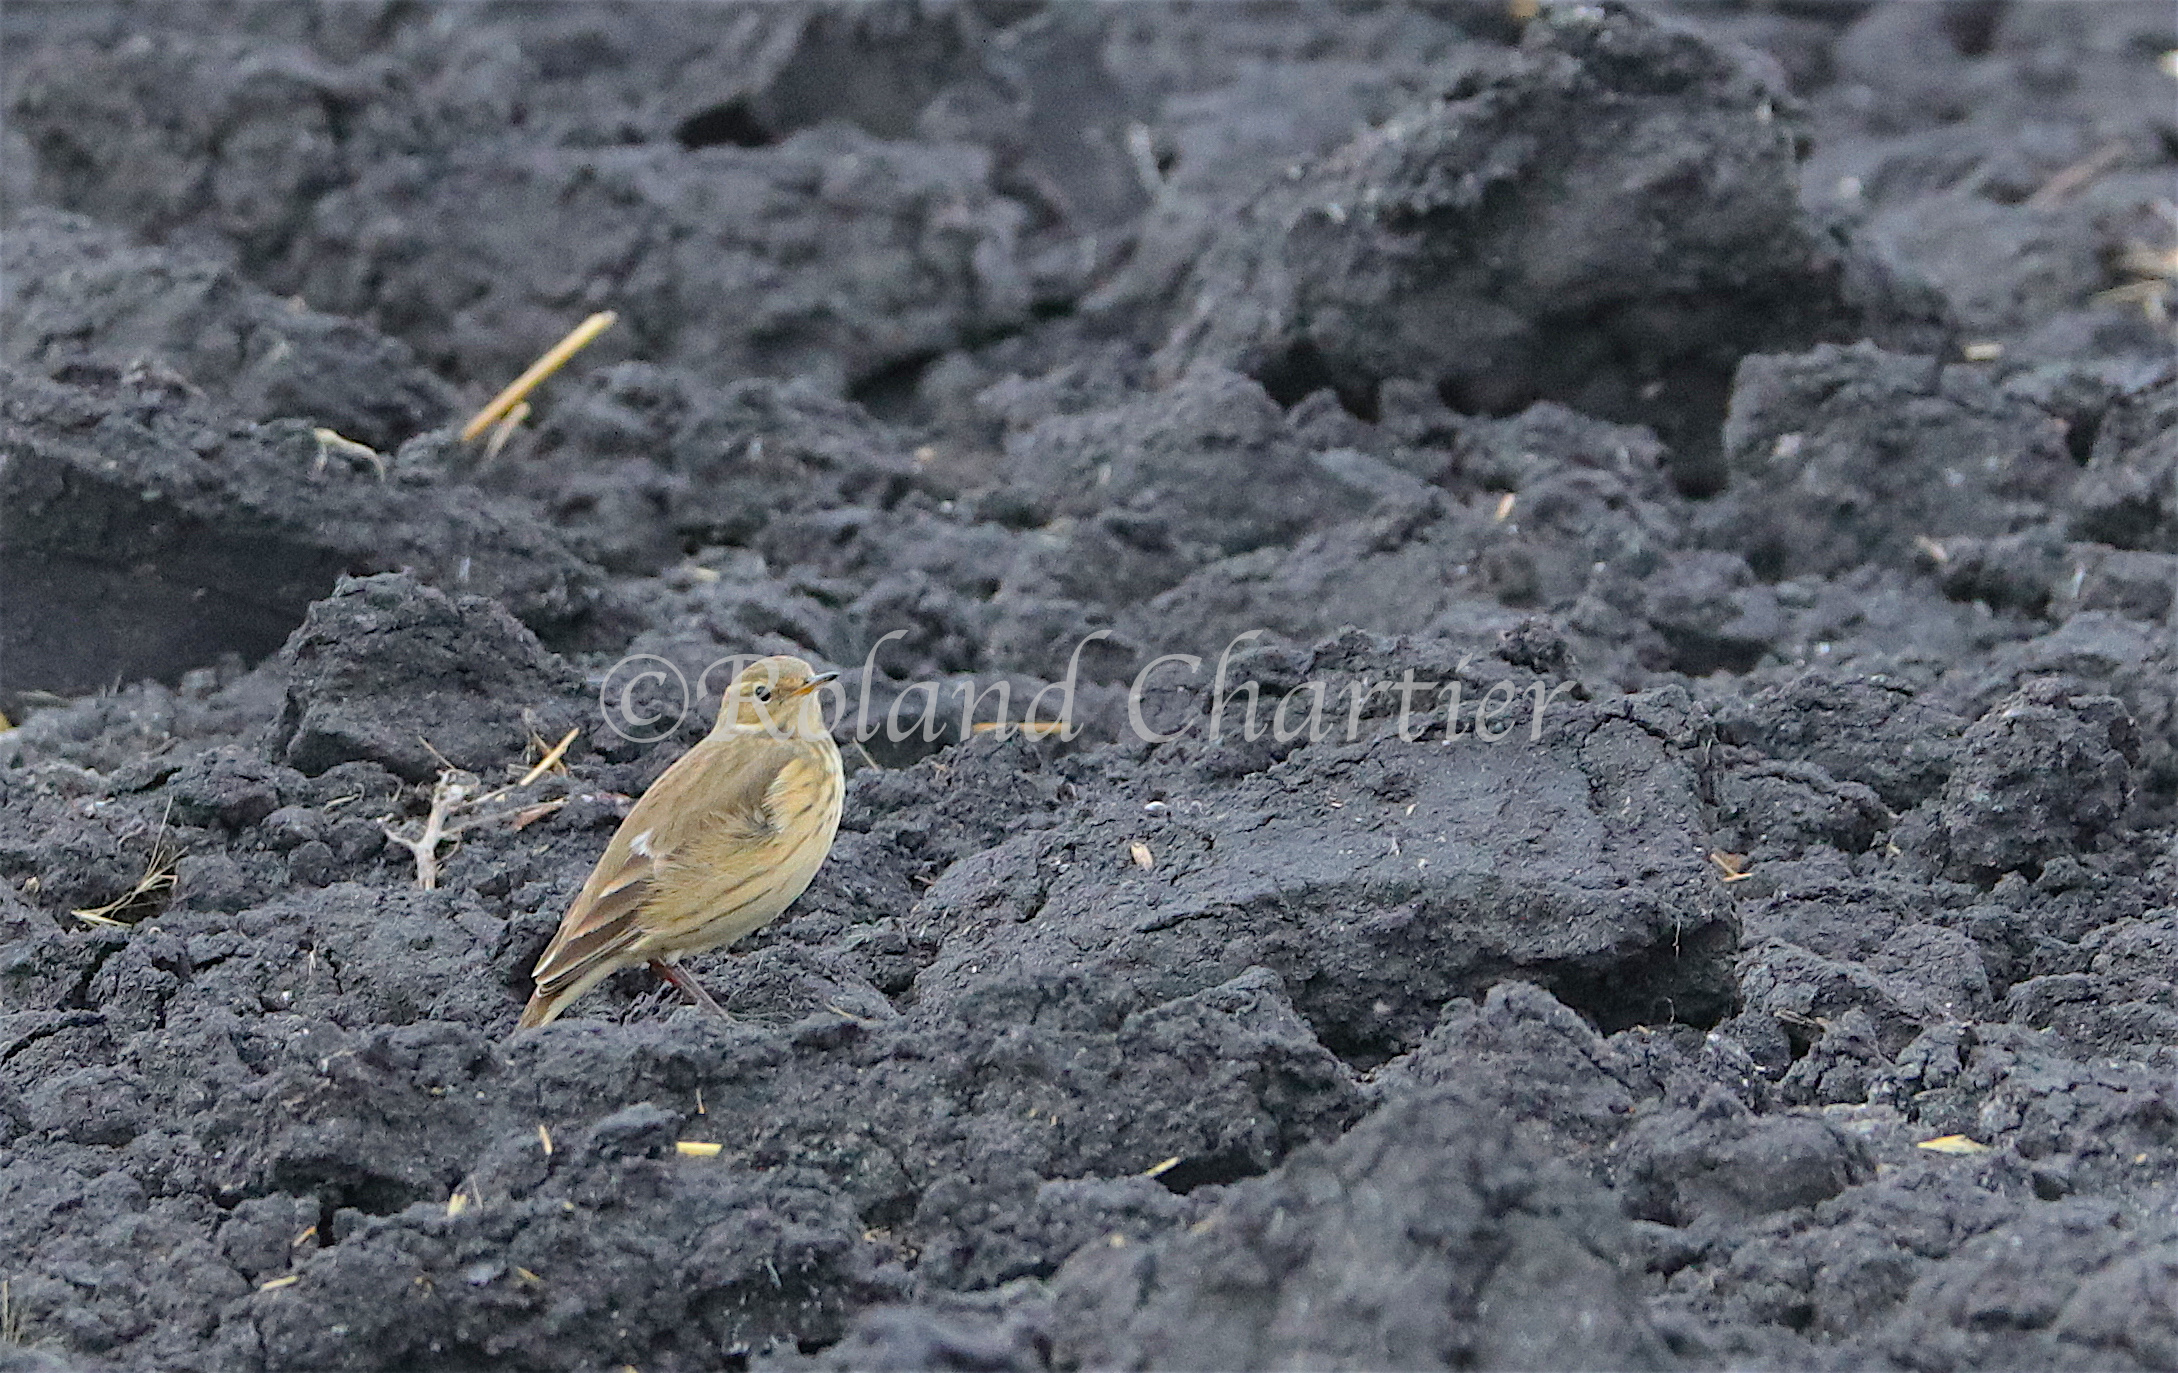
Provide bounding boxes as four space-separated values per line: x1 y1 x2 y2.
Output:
517 656 844 1029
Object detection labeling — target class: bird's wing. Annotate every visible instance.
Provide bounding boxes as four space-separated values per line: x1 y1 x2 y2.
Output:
528 733 801 996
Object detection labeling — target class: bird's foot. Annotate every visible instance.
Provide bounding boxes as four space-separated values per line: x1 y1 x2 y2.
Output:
649 959 736 1022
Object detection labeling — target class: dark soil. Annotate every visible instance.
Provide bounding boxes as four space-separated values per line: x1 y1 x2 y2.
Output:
1 2 2174 1370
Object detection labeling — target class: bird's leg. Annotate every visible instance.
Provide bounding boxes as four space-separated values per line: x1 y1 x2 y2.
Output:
649 959 735 1021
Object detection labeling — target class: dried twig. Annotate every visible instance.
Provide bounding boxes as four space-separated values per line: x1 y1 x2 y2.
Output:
311 427 388 480
381 733 582 887
382 771 478 891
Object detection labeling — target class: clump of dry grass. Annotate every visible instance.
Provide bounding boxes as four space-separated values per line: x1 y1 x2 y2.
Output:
2096 198 2177 326
71 801 179 928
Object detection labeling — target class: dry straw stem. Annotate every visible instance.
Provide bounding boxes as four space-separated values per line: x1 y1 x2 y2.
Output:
1707 850 1753 882
481 400 531 464
461 311 617 441
2024 140 2126 209
518 727 580 787
1915 1135 1990 1155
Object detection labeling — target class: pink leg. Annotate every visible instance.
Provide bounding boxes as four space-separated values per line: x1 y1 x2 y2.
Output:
649 958 735 1021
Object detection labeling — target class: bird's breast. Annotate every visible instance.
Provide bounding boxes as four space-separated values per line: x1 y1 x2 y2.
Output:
648 741 842 952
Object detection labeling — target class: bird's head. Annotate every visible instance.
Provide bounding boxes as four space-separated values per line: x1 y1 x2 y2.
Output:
716 656 838 737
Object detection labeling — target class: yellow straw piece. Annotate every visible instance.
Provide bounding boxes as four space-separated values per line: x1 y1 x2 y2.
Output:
676 1141 723 1157
1915 1135 1989 1155
482 400 531 463
461 311 617 442
518 728 581 788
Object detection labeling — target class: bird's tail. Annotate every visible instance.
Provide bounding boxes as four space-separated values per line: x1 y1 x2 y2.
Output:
515 907 645 1032
516 986 573 1029
514 959 623 1030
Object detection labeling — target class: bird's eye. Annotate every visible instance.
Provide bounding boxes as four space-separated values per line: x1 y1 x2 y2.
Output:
752 684 772 702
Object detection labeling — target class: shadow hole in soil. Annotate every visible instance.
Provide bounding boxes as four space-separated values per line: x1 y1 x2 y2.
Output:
1743 538 1790 584
2061 408 2102 465
676 98 775 150
1433 371 1534 423
859 1192 918 1233
1540 926 1739 1037
273 1169 419 1221
341 1177 423 1217
1253 341 1379 422
857 725 957 770
848 351 941 424
1309 1016 1404 1074
1939 0 2005 57
1153 1146 1267 1195
1654 624 1771 677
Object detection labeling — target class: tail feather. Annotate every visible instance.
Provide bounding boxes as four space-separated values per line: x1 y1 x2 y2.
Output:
516 986 572 1030
515 957 627 1029
516 907 645 1031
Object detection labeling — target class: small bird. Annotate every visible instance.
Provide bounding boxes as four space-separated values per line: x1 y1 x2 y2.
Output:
517 655 844 1029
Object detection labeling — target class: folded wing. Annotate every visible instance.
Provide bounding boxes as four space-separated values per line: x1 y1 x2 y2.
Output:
519 732 800 1026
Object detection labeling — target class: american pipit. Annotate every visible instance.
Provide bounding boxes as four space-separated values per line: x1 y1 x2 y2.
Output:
516 656 844 1029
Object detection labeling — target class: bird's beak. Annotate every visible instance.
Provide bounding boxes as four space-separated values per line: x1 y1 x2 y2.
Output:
791 670 840 697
